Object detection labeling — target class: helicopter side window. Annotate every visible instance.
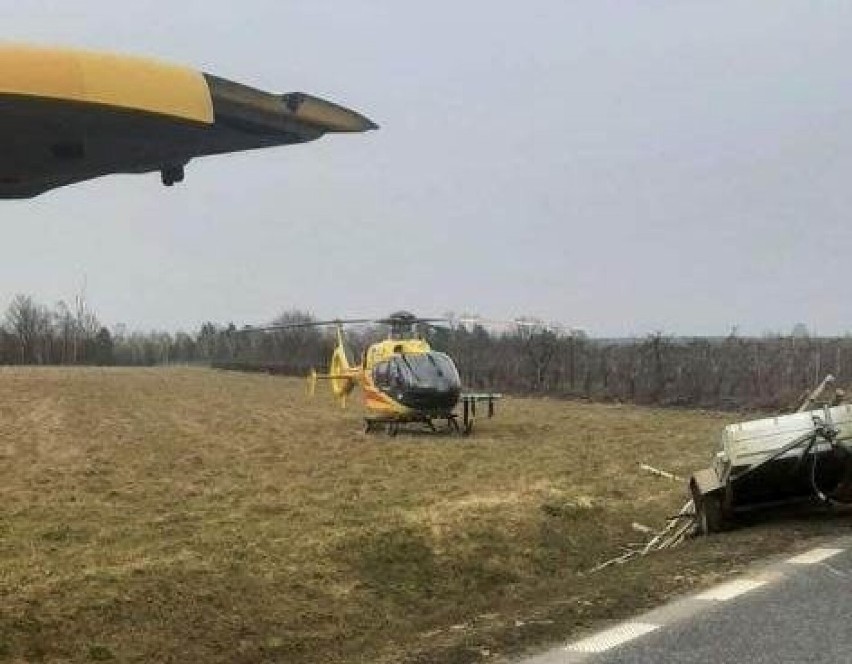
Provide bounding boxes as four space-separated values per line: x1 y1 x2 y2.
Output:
373 361 391 389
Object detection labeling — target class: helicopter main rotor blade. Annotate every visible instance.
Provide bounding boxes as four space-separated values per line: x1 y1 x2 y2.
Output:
454 316 573 335
0 45 377 198
372 317 449 326
238 315 452 334
238 318 373 333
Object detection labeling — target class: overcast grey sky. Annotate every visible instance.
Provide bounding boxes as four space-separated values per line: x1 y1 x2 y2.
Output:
3 1 852 336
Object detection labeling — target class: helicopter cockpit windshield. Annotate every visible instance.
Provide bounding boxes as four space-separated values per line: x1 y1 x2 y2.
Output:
375 352 462 392
400 352 461 390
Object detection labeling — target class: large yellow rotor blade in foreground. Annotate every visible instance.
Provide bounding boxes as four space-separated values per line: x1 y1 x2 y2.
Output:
0 45 377 198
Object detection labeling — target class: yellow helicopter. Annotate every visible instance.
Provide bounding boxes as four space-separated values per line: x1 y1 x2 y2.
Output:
243 312 501 435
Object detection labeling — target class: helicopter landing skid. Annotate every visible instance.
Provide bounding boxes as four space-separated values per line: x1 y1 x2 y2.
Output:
363 414 466 437
364 394 501 437
458 393 502 435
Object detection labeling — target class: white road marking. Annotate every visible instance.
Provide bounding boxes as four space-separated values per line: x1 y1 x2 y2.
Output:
695 578 765 601
786 547 844 565
565 622 659 653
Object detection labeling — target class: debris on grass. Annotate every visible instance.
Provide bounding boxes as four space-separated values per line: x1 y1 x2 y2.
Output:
591 495 697 573
639 463 683 482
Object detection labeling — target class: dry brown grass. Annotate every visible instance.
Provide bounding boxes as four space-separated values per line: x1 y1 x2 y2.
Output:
0 367 850 663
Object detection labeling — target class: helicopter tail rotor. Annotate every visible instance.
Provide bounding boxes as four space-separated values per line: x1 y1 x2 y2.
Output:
305 332 357 408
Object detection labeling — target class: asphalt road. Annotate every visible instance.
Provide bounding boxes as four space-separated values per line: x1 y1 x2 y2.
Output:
522 537 852 664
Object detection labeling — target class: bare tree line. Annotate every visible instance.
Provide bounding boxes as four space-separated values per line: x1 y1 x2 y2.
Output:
443 328 842 410
1 294 111 365
0 296 843 410
214 318 849 410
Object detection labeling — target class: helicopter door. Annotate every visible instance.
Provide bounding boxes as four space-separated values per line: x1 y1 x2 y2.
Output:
373 358 413 394
373 361 391 390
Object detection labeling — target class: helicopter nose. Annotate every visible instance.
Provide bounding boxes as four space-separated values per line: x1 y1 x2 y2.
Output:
401 386 461 412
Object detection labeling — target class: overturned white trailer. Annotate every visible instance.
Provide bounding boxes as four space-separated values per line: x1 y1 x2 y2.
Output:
690 404 852 533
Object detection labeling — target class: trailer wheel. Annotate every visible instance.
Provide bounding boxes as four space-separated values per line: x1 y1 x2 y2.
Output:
691 483 725 535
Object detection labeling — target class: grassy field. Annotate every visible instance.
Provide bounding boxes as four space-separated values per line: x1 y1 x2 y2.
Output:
0 367 850 663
